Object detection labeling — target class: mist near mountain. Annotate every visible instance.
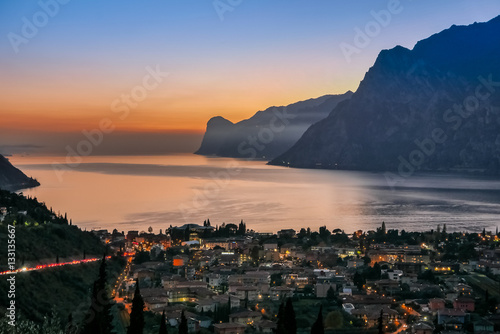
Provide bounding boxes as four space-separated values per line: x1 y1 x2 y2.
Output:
195 92 353 159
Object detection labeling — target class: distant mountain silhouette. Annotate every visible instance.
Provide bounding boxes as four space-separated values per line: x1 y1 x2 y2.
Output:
270 15 500 175
195 92 353 159
0 154 39 190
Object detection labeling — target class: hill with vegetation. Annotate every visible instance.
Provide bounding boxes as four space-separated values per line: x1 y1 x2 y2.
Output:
0 258 125 325
0 189 106 267
0 189 128 332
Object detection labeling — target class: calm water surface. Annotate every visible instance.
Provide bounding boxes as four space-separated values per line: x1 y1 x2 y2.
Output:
10 154 500 233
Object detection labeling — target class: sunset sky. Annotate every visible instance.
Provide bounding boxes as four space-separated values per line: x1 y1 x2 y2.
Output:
1 0 500 155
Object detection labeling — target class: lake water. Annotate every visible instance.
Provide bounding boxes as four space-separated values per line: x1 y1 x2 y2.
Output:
10 154 500 234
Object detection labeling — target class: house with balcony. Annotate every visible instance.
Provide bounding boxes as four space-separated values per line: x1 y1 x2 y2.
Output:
453 297 475 312
428 298 445 312
269 286 294 301
350 306 399 328
234 286 260 302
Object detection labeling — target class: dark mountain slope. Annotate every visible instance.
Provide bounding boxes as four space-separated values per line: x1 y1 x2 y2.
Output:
0 154 39 190
270 16 500 174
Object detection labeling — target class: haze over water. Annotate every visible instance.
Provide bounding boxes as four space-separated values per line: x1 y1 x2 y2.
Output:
10 154 500 234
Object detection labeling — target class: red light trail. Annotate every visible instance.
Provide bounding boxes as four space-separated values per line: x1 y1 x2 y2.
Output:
0 256 111 276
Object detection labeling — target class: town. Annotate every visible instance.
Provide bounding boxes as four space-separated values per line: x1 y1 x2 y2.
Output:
91 221 500 333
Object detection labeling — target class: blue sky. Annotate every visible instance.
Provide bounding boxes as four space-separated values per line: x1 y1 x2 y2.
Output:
0 0 499 154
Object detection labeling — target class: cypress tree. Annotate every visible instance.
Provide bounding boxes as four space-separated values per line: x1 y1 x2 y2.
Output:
213 305 219 323
311 305 324 334
159 310 168 334
178 310 188 334
238 220 246 235
225 300 231 322
224 296 231 322
326 286 336 301
378 309 384 334
285 298 297 334
276 302 286 334
82 256 114 334
128 279 145 334
353 271 365 290
373 262 382 279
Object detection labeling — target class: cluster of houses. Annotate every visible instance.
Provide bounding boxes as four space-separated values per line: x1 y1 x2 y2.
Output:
92 225 500 333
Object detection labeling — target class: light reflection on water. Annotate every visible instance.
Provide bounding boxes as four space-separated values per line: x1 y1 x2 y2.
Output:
10 154 500 233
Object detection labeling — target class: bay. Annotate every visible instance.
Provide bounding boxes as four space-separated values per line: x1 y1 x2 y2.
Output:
10 154 500 234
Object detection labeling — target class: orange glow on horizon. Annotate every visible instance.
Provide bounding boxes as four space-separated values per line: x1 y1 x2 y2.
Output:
0 54 357 135
0 86 349 134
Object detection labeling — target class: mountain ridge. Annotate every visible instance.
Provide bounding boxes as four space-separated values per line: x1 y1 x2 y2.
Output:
195 91 353 159
269 15 500 175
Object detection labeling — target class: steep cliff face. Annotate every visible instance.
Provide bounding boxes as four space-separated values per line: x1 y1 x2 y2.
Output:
0 154 40 191
195 92 353 159
195 116 235 156
270 16 500 174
